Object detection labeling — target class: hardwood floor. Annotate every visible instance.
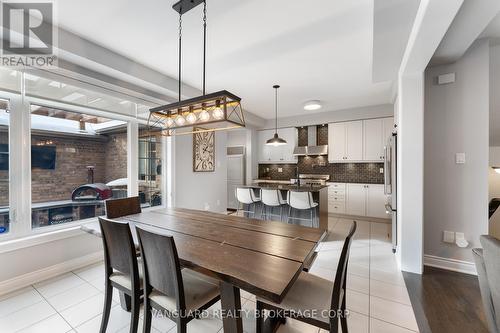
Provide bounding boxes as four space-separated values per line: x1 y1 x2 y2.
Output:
403 266 489 333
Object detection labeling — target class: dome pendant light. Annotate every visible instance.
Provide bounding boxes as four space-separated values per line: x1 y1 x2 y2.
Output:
266 85 287 146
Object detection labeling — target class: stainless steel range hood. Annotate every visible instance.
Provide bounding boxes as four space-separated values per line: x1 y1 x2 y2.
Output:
293 125 328 156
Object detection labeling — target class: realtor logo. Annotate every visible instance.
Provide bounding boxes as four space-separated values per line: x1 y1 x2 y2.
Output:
1 1 57 67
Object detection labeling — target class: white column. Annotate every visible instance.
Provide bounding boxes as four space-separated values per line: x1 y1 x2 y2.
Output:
166 135 175 208
127 121 139 196
397 73 424 273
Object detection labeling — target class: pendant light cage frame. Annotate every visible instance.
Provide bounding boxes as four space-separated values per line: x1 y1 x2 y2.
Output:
147 0 245 136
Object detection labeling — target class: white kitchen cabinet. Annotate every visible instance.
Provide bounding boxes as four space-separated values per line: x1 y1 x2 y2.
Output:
328 123 346 162
330 182 389 219
346 121 363 161
363 118 384 161
366 184 389 219
257 128 297 164
363 118 394 162
328 121 363 162
346 184 366 216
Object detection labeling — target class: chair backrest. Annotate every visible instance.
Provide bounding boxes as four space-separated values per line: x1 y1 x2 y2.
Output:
136 226 186 310
98 217 140 288
480 235 500 332
288 191 314 210
330 221 357 329
261 189 282 206
105 196 141 219
236 187 257 205
473 247 499 333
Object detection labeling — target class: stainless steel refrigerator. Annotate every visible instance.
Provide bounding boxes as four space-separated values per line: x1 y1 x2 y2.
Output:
384 132 397 253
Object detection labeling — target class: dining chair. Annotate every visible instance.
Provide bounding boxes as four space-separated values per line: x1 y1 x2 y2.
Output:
98 216 142 333
236 187 262 218
261 188 287 221
105 196 141 218
287 190 318 227
136 226 221 333
256 221 357 333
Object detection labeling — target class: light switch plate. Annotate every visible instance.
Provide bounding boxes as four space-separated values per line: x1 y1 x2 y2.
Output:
443 231 455 243
455 153 466 164
278 168 283 173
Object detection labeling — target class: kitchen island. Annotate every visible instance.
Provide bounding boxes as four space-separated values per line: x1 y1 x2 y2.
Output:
239 183 328 230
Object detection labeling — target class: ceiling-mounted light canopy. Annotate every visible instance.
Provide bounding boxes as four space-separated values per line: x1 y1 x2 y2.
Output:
266 85 287 146
147 0 245 136
303 100 322 111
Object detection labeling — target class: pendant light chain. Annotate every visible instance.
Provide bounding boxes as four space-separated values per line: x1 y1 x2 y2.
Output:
275 86 278 132
202 1 207 95
178 11 183 102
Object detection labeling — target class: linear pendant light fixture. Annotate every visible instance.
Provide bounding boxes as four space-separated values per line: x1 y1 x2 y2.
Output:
147 0 245 136
266 85 287 146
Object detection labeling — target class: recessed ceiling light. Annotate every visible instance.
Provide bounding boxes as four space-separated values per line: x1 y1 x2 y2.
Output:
303 100 322 111
88 97 102 104
48 81 66 88
119 100 130 105
24 74 39 82
62 92 85 102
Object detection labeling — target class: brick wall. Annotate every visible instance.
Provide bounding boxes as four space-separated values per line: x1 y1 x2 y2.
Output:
0 131 127 206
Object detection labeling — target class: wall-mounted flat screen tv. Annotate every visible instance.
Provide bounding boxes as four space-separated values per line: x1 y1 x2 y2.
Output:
0 144 56 170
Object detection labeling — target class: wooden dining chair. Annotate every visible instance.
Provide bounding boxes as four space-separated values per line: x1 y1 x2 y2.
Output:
98 217 142 333
256 221 357 333
136 226 221 333
105 196 141 218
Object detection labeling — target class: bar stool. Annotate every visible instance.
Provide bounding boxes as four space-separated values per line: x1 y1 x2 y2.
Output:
236 187 261 218
287 191 318 228
261 189 287 221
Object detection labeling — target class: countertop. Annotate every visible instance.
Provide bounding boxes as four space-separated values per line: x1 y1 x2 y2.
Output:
245 183 328 192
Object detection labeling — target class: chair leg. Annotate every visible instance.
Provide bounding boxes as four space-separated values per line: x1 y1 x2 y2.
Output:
256 301 264 333
340 282 348 333
280 205 284 222
310 209 314 228
143 295 152 333
129 293 140 333
99 281 113 333
288 206 292 224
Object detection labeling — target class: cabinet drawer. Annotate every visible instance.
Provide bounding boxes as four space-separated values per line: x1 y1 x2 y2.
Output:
329 202 345 214
328 194 345 202
329 189 345 196
328 183 346 190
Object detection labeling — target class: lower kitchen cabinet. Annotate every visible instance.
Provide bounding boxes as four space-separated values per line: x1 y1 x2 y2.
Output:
329 182 389 219
346 184 366 216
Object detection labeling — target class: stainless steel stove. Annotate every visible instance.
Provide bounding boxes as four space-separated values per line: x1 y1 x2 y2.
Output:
291 174 330 186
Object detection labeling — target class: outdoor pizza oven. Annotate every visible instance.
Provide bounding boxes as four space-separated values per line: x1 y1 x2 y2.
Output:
71 183 112 201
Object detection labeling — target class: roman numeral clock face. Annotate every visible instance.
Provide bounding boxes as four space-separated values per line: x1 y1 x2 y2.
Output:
193 130 215 172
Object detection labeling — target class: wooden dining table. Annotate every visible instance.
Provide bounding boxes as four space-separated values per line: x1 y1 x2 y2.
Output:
81 207 327 333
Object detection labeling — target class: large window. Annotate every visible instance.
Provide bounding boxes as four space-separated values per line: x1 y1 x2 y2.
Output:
0 100 9 235
30 106 128 229
0 68 167 240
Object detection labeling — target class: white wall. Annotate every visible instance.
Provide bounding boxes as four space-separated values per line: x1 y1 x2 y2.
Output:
173 132 228 213
424 40 490 263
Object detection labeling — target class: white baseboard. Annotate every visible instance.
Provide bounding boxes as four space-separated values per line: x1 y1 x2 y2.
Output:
0 251 103 296
424 254 477 276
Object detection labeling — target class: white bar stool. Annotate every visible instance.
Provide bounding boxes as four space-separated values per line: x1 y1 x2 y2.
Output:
236 187 261 218
287 191 318 228
260 189 287 221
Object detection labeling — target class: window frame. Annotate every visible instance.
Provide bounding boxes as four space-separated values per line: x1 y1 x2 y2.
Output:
0 71 167 244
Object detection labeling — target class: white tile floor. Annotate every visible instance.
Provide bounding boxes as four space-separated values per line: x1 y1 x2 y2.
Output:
0 217 419 333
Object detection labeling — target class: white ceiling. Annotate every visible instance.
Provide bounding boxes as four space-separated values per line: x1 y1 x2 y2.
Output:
55 0 393 119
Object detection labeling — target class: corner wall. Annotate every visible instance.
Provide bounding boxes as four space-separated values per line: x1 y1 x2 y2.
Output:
424 39 490 265
173 131 228 213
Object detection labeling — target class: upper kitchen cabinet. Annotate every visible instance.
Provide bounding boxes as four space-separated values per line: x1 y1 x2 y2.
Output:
363 117 394 162
328 121 363 162
257 128 297 164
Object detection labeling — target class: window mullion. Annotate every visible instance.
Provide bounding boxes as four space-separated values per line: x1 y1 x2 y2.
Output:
127 120 138 197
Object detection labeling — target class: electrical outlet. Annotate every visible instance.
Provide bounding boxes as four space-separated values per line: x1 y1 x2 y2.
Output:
455 153 466 164
278 168 283 173
443 231 455 243
379 168 384 174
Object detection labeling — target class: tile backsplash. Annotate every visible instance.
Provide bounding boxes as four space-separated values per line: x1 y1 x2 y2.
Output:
258 157 384 184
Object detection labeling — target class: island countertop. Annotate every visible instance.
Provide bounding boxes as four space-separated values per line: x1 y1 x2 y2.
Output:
244 183 328 192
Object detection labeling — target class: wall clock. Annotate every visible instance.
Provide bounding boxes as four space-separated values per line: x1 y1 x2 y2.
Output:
193 128 215 172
